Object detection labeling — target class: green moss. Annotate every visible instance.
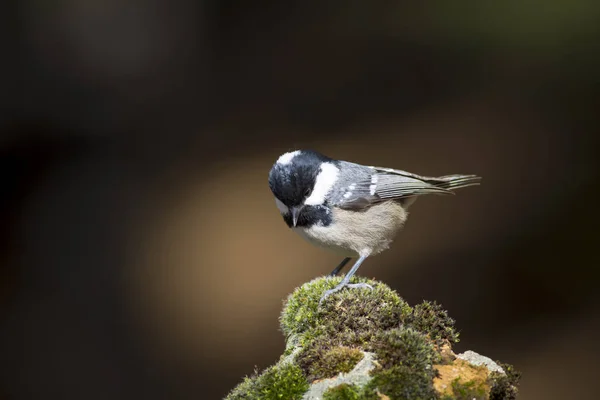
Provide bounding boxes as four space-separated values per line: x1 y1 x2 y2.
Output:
408 301 459 346
368 327 440 370
449 377 487 400
225 362 309 400
298 344 365 382
362 365 438 400
489 362 521 400
322 383 362 400
280 276 412 349
359 327 439 399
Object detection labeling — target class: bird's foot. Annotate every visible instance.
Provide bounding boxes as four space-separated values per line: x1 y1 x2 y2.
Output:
319 282 373 306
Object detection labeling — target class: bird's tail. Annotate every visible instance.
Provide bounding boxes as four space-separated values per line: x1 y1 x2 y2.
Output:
427 174 482 192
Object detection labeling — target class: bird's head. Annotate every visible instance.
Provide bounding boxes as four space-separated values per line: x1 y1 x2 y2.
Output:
268 150 338 227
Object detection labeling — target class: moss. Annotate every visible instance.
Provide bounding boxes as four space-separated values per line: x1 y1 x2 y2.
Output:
362 365 438 400
489 362 521 400
322 383 362 400
280 276 412 349
368 327 440 370
225 362 309 400
298 344 364 382
408 301 459 346
360 327 439 399
449 377 488 400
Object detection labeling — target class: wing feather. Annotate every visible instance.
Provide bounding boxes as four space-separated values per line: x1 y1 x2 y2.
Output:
336 166 481 210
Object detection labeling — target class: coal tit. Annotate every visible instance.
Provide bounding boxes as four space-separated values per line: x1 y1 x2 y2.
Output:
268 149 481 304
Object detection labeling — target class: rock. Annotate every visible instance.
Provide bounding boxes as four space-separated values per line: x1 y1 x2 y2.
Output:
457 350 506 374
225 276 520 400
302 351 376 400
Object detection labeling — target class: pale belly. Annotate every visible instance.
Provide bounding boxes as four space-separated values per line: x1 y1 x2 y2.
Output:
291 201 408 257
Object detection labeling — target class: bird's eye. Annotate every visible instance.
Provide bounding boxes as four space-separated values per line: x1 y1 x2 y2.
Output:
304 188 312 197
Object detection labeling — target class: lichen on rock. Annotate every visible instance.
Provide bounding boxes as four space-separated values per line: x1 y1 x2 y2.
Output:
225 276 520 400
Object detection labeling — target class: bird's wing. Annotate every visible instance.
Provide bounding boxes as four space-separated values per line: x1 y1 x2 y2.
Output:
336 166 481 210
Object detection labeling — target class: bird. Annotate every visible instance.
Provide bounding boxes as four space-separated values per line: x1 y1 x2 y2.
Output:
268 149 481 304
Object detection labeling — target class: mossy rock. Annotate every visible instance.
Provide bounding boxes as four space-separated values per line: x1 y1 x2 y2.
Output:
226 276 520 400
280 276 412 350
299 345 365 382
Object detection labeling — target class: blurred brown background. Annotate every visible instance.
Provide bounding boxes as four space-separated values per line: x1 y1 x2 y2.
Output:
1 1 599 399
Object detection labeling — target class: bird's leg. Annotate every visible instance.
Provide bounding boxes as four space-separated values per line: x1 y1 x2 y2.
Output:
319 254 372 305
329 257 352 276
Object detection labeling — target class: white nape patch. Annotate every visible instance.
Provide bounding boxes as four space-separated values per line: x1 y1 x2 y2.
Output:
274 197 289 214
343 191 353 199
304 162 339 206
349 184 356 190
276 150 301 165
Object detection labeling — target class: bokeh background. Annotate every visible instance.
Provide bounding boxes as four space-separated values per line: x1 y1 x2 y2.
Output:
2 1 599 399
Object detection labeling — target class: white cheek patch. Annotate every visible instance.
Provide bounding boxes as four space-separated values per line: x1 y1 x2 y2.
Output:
275 197 289 214
276 150 301 165
305 162 339 205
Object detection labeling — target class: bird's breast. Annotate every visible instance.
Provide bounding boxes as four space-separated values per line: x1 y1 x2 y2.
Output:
291 201 408 257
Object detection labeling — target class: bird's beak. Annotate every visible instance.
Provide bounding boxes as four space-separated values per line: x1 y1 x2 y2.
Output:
291 206 303 227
